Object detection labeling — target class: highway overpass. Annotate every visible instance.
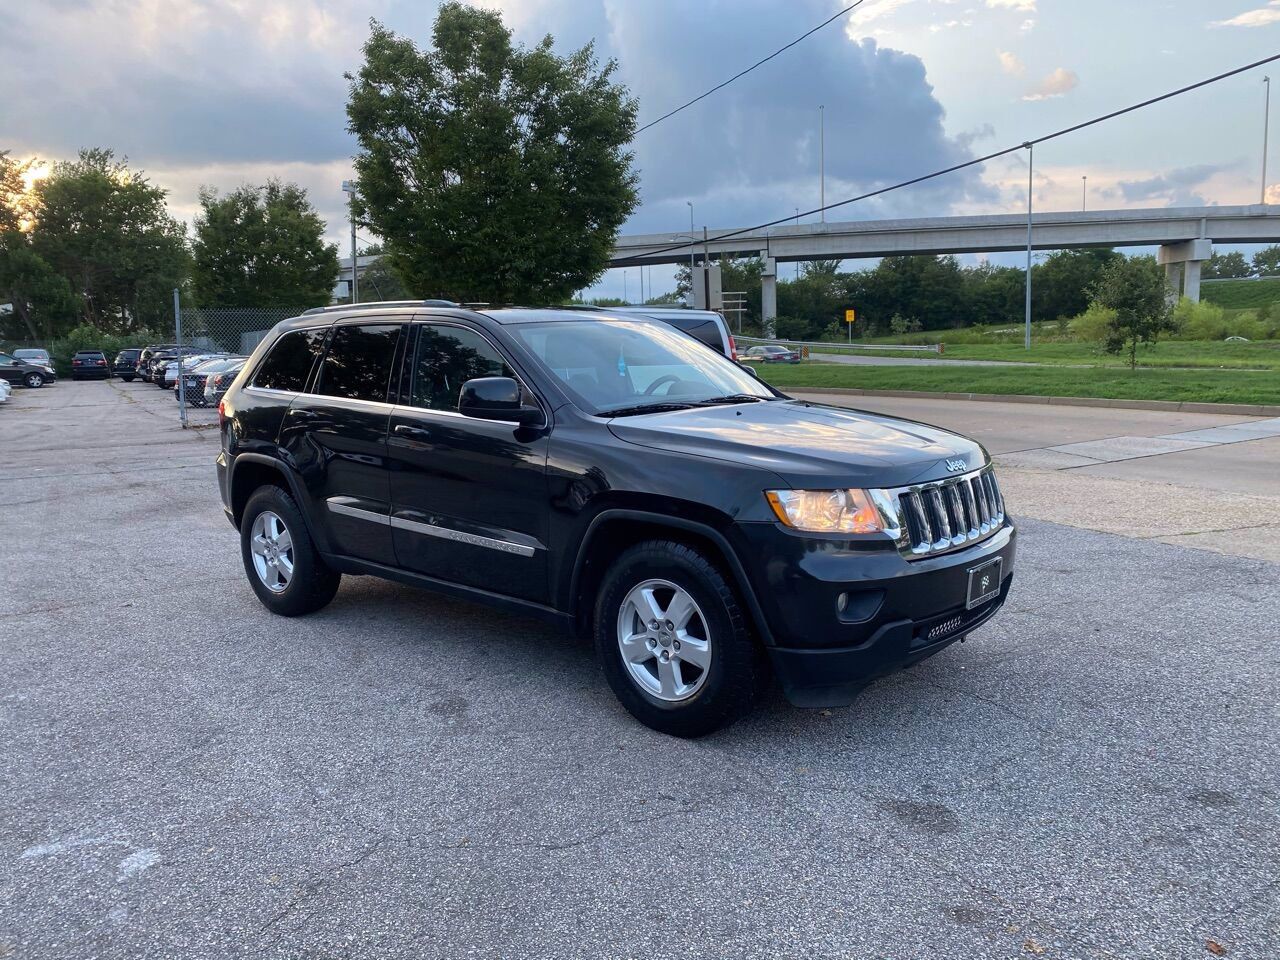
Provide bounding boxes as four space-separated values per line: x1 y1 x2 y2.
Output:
610 204 1280 320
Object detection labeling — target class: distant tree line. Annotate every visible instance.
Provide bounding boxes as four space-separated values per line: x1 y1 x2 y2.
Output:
1202 247 1280 280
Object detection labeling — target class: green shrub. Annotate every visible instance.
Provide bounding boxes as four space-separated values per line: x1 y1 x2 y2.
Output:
1070 303 1116 342
1170 299 1280 340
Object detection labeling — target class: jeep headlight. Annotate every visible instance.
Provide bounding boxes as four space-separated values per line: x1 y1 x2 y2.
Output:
765 488 892 534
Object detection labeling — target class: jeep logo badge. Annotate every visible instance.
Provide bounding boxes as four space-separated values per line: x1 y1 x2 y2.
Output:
945 458 967 473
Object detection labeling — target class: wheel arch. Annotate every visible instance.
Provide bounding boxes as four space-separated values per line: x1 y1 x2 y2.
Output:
227 454 329 553
567 509 776 647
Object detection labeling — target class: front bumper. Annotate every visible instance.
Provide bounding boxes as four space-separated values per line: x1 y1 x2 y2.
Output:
736 520 1017 708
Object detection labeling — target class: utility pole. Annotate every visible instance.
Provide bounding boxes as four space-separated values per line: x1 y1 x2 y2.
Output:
342 180 359 304
1024 143 1034 351
703 226 711 310
1082 175 1087 211
174 288 187 428
819 104 826 223
1264 76 1272 204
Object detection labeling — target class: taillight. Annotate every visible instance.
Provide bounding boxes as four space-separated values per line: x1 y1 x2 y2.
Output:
97 359 106 366
218 399 226 426
727 334 736 357
72 359 81 365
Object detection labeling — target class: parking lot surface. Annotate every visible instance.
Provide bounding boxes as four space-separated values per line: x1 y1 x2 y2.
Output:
3 381 1278 959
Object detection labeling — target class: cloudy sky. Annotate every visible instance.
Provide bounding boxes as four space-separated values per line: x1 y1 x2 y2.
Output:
8 0 1280 299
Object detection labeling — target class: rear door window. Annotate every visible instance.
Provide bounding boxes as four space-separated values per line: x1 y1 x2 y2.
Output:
252 329 326 392
313 324 402 403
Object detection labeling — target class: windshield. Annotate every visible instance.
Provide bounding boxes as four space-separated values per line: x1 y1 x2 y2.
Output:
510 318 774 415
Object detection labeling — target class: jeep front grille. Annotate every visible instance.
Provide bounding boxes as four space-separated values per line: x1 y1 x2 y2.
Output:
889 467 1005 558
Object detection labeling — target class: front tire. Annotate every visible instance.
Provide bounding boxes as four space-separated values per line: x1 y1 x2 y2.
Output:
121 375 135 383
240 486 340 616
24 372 44 388
594 540 761 737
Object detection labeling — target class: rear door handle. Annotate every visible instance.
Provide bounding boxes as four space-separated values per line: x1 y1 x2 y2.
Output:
394 424 432 441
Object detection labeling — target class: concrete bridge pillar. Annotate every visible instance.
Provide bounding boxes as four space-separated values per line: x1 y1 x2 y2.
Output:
760 256 777 338
1158 239 1212 304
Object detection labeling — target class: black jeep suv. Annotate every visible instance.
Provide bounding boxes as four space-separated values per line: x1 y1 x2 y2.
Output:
216 303 1015 736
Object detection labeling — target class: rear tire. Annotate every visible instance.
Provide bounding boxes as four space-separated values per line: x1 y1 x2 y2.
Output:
240 486 341 617
121 375 134 383
594 540 761 737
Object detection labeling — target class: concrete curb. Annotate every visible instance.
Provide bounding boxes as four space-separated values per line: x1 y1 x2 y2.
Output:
788 386 1280 417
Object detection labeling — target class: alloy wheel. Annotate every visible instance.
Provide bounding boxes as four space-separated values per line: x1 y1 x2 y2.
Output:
250 510 294 593
616 578 712 702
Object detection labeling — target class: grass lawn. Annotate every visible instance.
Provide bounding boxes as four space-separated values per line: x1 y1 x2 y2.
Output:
757 362 1280 406
1200 277 1280 311
812 339 1280 370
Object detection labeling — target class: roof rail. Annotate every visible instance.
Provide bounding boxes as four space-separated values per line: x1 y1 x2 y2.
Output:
302 299 459 315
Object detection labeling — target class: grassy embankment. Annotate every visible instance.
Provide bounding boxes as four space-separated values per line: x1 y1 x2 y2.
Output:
756 362 1280 406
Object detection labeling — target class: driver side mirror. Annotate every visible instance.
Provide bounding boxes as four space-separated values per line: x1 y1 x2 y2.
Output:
737 361 761 379
459 377 543 426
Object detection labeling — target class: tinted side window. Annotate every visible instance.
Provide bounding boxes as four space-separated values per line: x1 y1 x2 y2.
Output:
661 316 721 351
253 329 326 392
410 325 513 412
314 324 401 403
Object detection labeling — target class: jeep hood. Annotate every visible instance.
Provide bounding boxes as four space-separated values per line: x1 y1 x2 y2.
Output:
607 399 987 489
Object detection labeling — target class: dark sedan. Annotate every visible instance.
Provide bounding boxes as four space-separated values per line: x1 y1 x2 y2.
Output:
175 357 245 407
0 351 57 388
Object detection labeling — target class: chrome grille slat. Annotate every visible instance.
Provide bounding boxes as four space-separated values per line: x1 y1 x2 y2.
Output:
888 466 1006 559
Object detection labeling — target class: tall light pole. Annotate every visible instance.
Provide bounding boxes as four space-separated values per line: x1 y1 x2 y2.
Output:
1082 175 1087 212
819 104 826 223
1263 76 1272 204
673 233 697 306
1024 143 1034 351
341 180 359 304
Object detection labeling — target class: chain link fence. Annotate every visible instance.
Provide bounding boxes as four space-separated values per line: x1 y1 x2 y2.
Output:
118 304 311 427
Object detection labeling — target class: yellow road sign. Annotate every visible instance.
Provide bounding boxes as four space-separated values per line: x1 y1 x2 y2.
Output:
845 309 856 323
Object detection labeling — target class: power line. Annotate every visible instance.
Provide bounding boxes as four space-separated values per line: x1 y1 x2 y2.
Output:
633 1 866 136
614 50 1280 265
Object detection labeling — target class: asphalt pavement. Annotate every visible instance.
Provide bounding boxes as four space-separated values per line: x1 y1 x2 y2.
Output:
2 380 1277 959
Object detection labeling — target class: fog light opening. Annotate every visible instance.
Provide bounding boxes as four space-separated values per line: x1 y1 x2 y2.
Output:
836 592 849 614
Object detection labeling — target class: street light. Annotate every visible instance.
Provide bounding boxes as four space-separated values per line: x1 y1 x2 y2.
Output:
671 234 698 306
1263 76 1272 204
341 180 358 304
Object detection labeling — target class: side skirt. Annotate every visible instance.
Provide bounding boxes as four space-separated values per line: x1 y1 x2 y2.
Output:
321 553 575 633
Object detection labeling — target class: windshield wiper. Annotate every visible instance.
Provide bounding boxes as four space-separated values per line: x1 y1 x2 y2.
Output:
602 401 699 418
693 394 770 406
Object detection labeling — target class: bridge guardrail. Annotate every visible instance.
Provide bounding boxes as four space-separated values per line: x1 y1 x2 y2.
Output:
736 335 943 354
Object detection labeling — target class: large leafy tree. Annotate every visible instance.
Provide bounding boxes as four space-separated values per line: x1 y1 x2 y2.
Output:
1033 248 1122 321
1203 251 1250 280
29 149 189 333
192 180 339 308
1092 255 1174 368
0 151 75 340
1252 245 1280 277
346 4 639 303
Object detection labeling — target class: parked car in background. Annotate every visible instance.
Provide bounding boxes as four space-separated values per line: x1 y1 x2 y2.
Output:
742 344 802 364
0 377 11 403
162 353 230 389
113 348 143 381
175 357 245 406
136 345 174 382
70 350 112 380
0 351 57 388
13 348 53 369
601 306 737 360
203 359 247 408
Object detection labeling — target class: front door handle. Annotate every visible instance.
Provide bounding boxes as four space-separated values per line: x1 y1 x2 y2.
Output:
394 424 432 441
